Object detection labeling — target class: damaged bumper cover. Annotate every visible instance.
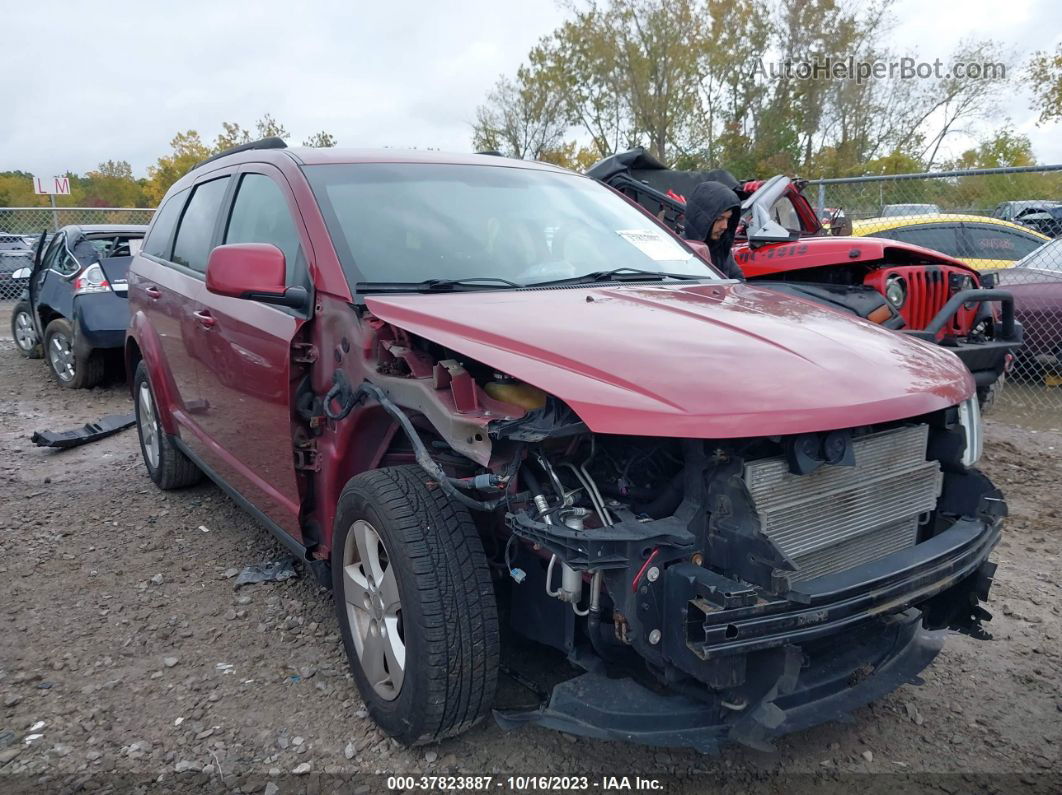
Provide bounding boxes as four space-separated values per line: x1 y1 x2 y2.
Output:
496 608 941 753
498 511 1002 752
31 412 135 449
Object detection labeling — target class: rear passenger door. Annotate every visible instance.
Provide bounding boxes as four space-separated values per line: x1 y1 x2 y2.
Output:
192 166 311 540
135 173 234 452
960 222 1045 263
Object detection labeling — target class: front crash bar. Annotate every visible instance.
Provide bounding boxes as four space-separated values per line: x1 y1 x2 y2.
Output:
907 289 1017 341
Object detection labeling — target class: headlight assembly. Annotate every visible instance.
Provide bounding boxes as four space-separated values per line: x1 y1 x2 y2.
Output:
885 275 907 308
956 395 983 467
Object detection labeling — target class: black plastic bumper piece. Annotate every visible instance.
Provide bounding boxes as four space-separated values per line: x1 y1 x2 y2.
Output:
497 515 1000 752
495 608 941 753
31 413 136 449
678 517 999 660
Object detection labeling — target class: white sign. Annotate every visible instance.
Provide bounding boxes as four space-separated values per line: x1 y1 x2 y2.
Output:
32 176 71 195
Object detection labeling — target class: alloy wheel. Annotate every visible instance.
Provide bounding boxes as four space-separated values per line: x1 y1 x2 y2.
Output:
342 519 405 700
137 382 160 470
48 332 75 381
14 311 37 352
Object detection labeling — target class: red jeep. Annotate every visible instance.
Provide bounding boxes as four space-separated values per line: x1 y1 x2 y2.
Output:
588 149 1021 403
126 140 1004 752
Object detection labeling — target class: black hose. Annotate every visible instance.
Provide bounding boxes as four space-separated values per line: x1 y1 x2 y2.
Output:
633 471 685 519
355 381 505 512
521 465 545 499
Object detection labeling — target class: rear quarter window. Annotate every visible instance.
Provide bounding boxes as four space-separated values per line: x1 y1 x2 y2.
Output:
172 178 231 273
143 189 188 259
872 225 962 258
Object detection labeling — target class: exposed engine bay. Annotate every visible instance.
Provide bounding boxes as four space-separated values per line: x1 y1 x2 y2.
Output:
313 314 1004 750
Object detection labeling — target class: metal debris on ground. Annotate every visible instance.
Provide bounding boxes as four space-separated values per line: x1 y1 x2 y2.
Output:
30 413 136 449
233 557 299 589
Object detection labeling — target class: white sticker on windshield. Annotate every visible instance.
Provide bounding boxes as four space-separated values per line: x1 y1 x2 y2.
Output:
616 229 686 261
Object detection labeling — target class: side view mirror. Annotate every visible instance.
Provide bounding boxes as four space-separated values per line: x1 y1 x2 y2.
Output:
206 244 307 310
11 267 31 279
746 203 794 248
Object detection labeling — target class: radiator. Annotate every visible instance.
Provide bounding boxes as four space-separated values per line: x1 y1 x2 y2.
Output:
743 425 942 585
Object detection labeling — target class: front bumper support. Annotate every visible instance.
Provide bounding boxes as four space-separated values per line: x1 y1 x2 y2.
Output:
496 608 942 753
497 514 1000 752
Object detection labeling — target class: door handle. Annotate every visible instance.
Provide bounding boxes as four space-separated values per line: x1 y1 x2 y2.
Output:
193 309 216 329
144 285 161 299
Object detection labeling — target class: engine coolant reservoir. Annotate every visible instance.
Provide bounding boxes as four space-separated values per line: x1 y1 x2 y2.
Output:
484 379 548 411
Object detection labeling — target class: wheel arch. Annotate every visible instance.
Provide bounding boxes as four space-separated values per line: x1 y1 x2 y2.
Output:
126 312 180 435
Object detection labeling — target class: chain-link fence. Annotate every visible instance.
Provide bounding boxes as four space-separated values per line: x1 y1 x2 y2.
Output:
808 165 1062 426
2 177 1060 423
0 206 155 300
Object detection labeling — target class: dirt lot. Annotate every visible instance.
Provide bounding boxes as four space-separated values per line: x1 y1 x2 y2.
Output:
0 335 1060 794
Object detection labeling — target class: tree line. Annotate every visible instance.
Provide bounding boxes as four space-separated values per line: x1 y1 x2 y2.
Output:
0 115 336 209
471 0 1062 179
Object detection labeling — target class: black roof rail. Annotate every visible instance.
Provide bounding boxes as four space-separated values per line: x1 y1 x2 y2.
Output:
194 137 288 169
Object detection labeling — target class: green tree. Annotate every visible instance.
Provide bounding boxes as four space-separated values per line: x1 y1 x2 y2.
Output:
472 73 568 159
81 160 146 207
145 130 212 204
1028 43 1062 124
215 121 253 150
303 131 338 147
255 114 289 139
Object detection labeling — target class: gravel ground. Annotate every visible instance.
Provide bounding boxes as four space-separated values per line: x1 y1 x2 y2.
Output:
0 336 1060 794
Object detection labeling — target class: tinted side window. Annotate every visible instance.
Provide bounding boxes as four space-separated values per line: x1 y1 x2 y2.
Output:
965 224 1043 261
56 247 80 276
41 235 65 271
875 226 962 258
224 174 304 285
172 178 231 273
143 189 188 259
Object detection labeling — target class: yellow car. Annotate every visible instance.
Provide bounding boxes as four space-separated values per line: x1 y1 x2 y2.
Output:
851 214 1050 271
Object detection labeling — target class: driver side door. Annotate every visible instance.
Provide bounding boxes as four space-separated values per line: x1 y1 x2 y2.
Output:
191 166 311 541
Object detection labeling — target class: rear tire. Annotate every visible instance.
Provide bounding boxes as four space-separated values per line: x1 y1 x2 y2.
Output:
11 301 41 358
332 465 499 745
133 361 201 489
44 318 103 388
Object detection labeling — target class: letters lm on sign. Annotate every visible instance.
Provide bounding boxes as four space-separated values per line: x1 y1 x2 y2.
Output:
32 176 71 195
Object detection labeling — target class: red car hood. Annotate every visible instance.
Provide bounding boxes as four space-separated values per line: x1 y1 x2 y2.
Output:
735 237 977 279
365 282 973 438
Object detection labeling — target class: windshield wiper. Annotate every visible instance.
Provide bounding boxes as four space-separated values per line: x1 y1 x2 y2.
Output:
528 267 706 288
356 277 521 294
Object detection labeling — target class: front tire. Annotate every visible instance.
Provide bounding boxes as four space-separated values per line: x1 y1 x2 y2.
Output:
44 318 103 388
12 301 41 358
133 361 201 489
332 465 499 745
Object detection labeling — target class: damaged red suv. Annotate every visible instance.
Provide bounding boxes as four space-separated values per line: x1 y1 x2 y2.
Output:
126 140 1004 752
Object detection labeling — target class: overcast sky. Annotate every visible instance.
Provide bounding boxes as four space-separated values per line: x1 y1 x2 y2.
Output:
1 0 1059 179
